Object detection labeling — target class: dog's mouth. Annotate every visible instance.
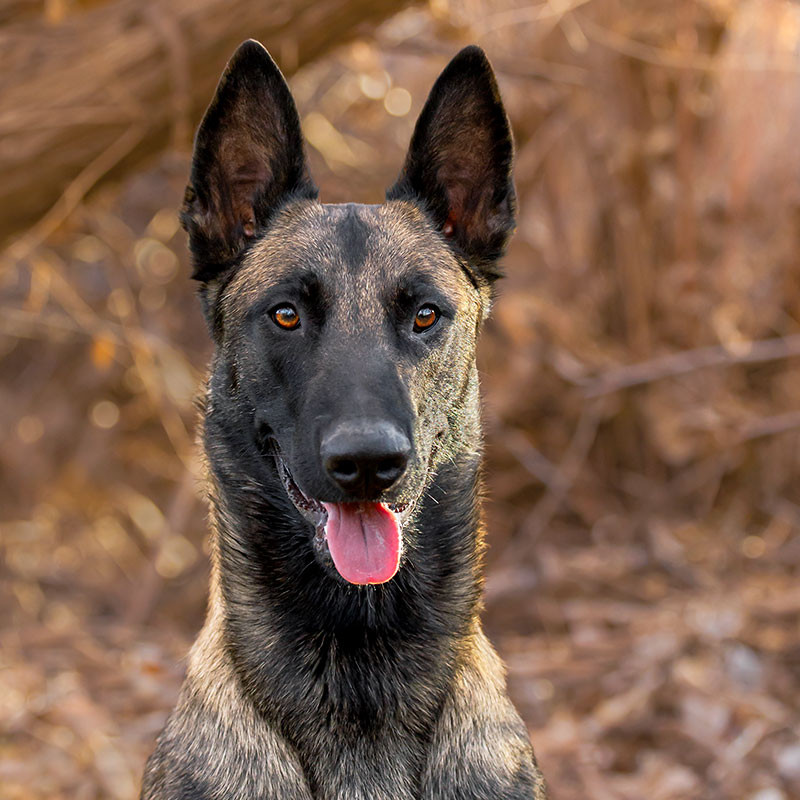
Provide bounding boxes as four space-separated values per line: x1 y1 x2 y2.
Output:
273 449 415 586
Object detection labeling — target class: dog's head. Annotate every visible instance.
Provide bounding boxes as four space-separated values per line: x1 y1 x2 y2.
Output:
183 41 515 587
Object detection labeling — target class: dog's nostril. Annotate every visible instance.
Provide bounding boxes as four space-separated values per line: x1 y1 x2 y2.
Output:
376 457 405 481
329 459 359 480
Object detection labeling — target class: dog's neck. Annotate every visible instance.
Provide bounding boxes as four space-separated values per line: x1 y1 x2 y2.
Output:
199 394 486 745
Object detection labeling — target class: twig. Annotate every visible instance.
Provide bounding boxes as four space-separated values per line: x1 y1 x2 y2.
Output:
2 291 196 469
520 400 603 543
575 11 800 74
495 400 604 567
738 410 800 443
123 471 199 627
1 124 147 268
675 0 697 265
142 4 192 150
0 304 194 367
474 0 592 38
388 40 589 87
504 429 558 487
581 334 800 397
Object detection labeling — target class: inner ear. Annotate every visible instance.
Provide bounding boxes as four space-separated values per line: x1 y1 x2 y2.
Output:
182 40 317 282
387 46 515 279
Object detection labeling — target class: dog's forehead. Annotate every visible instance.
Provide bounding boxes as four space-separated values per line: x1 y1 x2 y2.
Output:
224 200 473 317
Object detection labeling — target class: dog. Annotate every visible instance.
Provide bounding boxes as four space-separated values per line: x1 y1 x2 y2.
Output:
140 39 548 800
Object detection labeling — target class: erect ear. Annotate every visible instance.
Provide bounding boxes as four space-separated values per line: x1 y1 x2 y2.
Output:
181 40 317 282
386 46 516 283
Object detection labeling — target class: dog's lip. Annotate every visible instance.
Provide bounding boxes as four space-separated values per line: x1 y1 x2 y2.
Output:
274 453 326 522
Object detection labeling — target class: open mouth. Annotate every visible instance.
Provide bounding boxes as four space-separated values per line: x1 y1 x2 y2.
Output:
273 449 415 585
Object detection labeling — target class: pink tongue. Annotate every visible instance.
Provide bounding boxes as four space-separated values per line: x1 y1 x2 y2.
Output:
322 502 400 585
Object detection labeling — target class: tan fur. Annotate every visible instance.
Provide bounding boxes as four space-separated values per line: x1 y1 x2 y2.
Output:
153 630 314 799
422 626 548 799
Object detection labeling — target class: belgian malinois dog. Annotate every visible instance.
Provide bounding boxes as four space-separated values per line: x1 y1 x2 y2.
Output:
141 39 547 800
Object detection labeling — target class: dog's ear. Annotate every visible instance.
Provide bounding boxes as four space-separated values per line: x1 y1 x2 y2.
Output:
387 46 515 283
182 40 317 282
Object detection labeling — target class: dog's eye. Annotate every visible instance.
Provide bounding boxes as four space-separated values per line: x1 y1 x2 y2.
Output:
271 304 300 330
413 304 439 332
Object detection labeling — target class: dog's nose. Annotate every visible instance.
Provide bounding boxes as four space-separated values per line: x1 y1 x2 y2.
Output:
321 421 411 496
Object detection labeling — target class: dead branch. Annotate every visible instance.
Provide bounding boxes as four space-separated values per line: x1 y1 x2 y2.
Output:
582 334 800 397
0 0 419 247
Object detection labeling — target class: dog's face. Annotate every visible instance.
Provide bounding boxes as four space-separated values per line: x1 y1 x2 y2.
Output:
183 41 515 586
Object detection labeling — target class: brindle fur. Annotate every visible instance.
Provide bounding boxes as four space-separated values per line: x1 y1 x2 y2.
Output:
141 40 547 800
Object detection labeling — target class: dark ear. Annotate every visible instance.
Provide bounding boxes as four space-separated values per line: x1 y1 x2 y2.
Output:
182 40 317 282
386 46 515 283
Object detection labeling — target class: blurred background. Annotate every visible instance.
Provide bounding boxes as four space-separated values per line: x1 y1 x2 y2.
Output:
2 0 800 797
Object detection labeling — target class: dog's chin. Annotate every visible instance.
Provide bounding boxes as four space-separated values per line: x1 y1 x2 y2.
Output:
272 451 420 586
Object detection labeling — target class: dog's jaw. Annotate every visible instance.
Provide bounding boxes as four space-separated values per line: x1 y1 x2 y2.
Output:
272 446 420 585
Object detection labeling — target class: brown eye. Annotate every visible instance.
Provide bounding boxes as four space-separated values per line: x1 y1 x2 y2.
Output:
272 304 300 330
413 304 439 332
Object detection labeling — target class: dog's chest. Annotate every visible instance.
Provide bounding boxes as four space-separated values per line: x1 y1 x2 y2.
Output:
255 636 444 799
279 669 436 799
304 733 422 800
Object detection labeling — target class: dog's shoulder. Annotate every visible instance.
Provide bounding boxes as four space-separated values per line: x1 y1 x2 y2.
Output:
421 626 548 799
140 611 313 800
